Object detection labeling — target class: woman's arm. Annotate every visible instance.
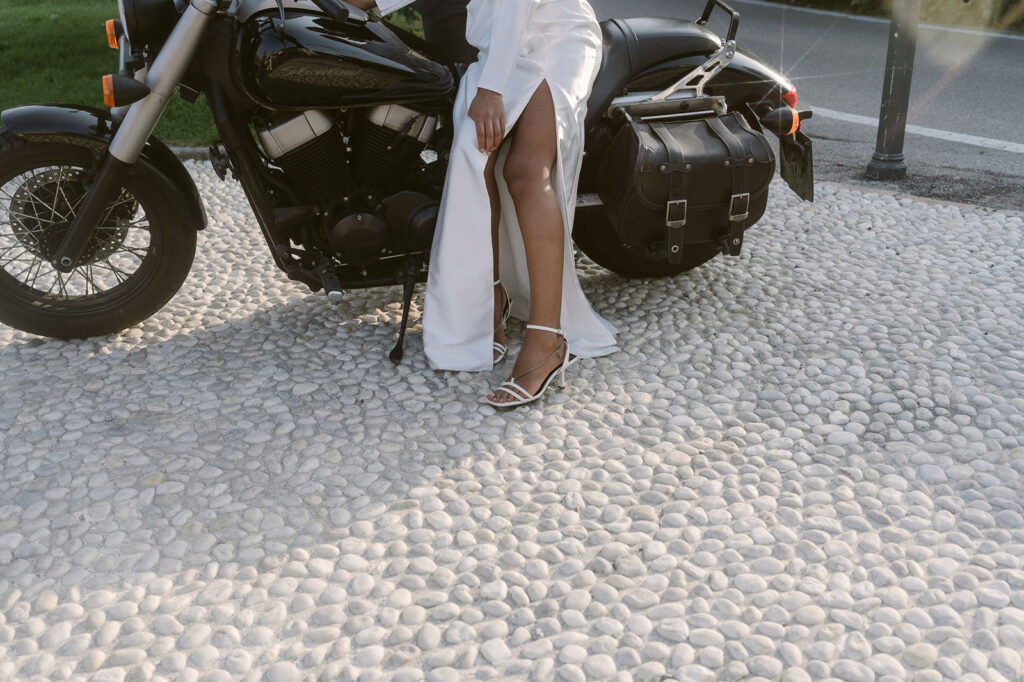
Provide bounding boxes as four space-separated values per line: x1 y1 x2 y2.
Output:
476 0 541 96
469 0 542 154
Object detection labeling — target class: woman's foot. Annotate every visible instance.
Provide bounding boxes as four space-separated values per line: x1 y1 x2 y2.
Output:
493 282 510 363
487 325 567 405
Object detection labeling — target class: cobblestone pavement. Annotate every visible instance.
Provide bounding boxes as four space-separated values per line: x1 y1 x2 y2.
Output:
1 163 1023 681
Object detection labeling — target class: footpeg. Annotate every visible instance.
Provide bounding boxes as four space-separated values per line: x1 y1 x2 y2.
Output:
318 260 344 301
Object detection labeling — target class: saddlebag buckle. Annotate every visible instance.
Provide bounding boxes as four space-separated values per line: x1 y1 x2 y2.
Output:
729 192 750 222
666 199 688 229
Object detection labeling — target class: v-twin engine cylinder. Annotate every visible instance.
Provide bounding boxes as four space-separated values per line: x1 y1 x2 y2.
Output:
257 110 351 202
256 105 438 205
356 105 437 191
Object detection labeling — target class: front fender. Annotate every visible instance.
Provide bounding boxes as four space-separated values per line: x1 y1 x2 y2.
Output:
0 104 207 231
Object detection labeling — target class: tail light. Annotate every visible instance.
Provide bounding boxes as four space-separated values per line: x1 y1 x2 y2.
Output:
782 89 798 108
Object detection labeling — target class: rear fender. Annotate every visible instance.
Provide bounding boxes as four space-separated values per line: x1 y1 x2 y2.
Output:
0 104 207 231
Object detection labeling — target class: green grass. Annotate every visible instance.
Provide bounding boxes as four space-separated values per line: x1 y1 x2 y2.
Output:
0 0 424 147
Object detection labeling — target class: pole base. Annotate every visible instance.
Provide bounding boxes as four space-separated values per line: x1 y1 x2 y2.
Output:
866 154 908 181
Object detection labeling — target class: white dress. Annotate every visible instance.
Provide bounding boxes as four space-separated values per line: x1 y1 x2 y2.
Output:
378 0 618 371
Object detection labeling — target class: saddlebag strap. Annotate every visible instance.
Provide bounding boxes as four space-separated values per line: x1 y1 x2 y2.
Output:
706 115 750 256
650 122 691 264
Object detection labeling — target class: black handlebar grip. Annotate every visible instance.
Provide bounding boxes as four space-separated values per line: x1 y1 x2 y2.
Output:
312 0 350 23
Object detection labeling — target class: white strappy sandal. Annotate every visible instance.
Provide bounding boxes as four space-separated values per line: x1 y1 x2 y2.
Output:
486 324 577 408
493 280 512 364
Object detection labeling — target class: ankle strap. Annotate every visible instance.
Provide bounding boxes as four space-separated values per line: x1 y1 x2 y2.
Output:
526 323 563 335
493 279 501 286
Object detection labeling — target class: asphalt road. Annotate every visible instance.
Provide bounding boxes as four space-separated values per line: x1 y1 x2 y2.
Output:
590 0 1024 211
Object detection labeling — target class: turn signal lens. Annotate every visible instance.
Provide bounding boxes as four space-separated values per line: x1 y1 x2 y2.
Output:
786 107 800 135
106 19 123 49
103 75 116 107
782 89 798 108
102 73 152 108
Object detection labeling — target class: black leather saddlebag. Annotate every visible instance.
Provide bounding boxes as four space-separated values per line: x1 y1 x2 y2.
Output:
597 111 775 263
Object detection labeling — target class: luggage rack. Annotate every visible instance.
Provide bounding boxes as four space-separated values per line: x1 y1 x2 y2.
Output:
607 40 737 122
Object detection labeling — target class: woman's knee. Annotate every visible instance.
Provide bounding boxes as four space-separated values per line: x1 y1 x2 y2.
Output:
503 153 551 201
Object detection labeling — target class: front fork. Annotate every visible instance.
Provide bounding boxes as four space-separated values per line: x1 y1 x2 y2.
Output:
51 0 219 272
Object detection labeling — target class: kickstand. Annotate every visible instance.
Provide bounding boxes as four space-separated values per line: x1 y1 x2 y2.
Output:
389 262 420 364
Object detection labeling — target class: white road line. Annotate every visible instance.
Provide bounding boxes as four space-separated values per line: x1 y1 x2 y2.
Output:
813 107 1024 153
727 0 1024 41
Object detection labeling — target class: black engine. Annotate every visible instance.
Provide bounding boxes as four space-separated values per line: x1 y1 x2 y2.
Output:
255 105 443 268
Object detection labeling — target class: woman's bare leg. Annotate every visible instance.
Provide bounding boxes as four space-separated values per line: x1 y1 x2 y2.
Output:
487 81 566 404
484 146 506 360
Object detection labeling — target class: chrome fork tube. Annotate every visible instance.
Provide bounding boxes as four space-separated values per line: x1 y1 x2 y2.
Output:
108 0 219 163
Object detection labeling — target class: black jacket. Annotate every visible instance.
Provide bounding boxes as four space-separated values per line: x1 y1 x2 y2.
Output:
411 0 478 64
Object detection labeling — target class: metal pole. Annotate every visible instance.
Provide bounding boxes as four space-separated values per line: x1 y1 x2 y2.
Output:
866 0 922 180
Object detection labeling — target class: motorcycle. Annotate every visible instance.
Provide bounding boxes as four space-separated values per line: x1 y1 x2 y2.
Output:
0 0 813 362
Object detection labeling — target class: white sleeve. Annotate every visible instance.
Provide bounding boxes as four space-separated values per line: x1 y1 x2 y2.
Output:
375 0 418 16
476 0 541 96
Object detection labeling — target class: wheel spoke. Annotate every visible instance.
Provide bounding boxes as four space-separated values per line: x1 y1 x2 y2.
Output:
95 257 129 284
80 263 102 296
49 166 65 222
25 258 46 290
22 185 71 223
8 210 52 228
6 257 38 281
121 245 150 260
54 168 78 216
0 245 30 268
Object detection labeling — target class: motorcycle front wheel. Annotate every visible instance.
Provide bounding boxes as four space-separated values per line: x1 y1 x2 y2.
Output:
0 131 196 339
572 205 722 279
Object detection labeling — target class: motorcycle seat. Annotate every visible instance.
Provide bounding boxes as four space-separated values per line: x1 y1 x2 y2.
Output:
586 17 723 128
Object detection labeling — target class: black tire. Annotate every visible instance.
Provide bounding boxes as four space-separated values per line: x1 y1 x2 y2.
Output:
572 205 721 279
0 131 196 338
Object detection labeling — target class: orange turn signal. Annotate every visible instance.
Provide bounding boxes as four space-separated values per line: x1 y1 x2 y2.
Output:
786 107 800 136
102 73 151 108
103 75 116 107
759 106 802 138
106 19 121 49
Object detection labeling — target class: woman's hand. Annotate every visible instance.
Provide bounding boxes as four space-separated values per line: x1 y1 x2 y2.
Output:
468 88 506 154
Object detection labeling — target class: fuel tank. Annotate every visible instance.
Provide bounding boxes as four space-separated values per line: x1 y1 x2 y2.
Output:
235 9 456 110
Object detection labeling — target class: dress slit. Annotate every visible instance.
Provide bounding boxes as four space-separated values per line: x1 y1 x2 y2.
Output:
421 0 618 372
493 77 571 324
